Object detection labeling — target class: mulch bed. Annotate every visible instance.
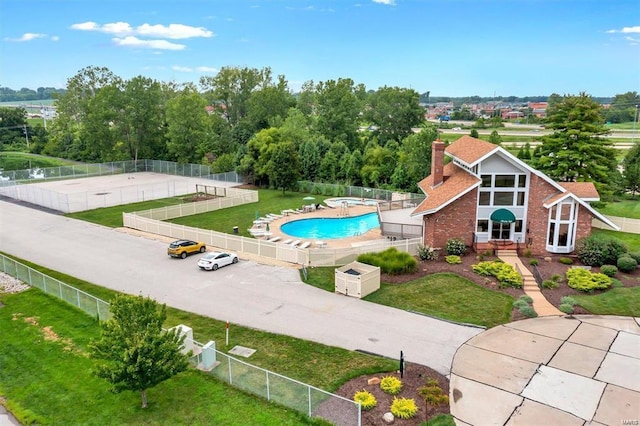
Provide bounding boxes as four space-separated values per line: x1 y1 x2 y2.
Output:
326 252 640 425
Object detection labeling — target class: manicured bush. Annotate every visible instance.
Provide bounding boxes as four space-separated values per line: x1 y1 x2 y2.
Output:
445 255 462 264
357 248 418 275
566 268 612 292
600 265 618 277
512 299 529 309
559 303 574 314
627 252 640 264
380 376 403 395
519 295 533 304
559 257 574 265
390 397 418 419
576 234 628 267
617 256 638 273
417 244 439 261
519 306 538 318
353 390 377 410
523 248 533 258
550 274 563 283
472 261 523 288
529 259 538 266
542 279 559 289
445 238 466 256
560 296 577 306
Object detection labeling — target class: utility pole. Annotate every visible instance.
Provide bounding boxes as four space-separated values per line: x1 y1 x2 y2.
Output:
23 124 29 148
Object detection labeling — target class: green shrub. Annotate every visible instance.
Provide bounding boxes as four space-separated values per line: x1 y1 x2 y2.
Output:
353 390 377 410
512 299 529 309
519 295 533 304
551 274 563 283
523 248 532 258
576 234 628 266
560 296 577 306
417 244 439 261
529 259 538 266
445 255 462 264
559 303 574 314
566 268 612 292
519 306 538 318
611 278 623 288
390 397 418 419
542 279 559 289
445 238 466 256
617 256 638 273
357 248 418 275
472 261 523 288
558 257 574 265
627 252 640 264
380 376 403 395
600 265 618 277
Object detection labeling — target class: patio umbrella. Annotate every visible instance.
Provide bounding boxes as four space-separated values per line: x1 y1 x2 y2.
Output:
303 196 316 201
266 222 270 232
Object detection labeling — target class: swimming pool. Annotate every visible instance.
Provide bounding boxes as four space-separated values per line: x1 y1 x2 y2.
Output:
324 197 380 208
280 212 380 239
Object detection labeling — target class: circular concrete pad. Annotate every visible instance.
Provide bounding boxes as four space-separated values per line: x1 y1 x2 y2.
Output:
449 315 640 425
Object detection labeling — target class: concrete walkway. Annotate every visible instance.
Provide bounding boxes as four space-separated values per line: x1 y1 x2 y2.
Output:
450 315 640 425
497 250 564 316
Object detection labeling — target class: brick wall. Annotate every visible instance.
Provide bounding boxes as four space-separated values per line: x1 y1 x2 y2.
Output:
423 190 478 249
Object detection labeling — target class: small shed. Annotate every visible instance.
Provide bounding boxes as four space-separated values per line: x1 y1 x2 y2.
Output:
335 261 380 298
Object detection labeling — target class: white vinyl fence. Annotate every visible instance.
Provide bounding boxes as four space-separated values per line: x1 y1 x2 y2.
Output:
0 253 362 426
592 216 640 234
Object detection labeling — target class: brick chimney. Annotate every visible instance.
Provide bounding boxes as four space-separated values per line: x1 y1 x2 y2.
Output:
431 140 445 187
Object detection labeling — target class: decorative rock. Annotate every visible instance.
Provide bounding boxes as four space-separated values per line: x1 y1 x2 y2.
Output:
382 412 394 424
367 377 381 385
0 273 30 294
544 257 552 263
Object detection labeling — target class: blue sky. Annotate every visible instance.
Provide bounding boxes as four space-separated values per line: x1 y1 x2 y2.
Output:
1 0 639 97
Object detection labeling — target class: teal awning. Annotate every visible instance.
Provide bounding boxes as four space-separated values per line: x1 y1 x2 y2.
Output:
490 208 516 223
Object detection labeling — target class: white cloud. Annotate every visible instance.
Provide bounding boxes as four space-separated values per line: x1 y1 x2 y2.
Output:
71 21 213 39
606 25 640 34
51 36 60 42
196 66 217 72
624 36 639 45
112 36 186 50
4 33 47 42
172 66 193 72
372 0 396 5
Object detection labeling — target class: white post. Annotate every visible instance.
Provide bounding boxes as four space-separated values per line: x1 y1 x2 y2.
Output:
226 321 229 346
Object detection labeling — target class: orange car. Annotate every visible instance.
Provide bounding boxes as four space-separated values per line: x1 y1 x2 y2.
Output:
167 240 206 259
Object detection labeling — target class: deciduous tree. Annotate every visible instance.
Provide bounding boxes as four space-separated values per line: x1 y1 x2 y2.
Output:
90 294 189 409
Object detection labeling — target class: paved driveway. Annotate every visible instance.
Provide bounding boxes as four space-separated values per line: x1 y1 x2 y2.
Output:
0 201 481 375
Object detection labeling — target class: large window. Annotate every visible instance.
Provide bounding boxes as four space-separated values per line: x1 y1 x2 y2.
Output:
547 200 578 253
478 174 527 207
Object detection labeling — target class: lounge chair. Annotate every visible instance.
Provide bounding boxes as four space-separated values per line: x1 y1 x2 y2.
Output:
267 213 283 219
248 228 267 237
268 236 281 242
288 240 301 247
298 241 311 249
281 239 293 245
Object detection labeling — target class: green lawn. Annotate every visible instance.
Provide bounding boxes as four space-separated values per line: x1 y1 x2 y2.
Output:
66 188 330 235
591 229 640 253
0 289 331 426
304 268 514 328
596 198 640 220
573 287 640 316
0 151 76 170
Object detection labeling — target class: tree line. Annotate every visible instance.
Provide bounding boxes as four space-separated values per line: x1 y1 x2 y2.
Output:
0 65 638 198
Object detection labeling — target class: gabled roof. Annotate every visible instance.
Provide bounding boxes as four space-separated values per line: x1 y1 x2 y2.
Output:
412 163 480 216
410 136 620 230
445 136 498 167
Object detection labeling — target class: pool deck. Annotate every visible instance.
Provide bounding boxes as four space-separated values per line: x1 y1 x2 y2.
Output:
253 204 383 248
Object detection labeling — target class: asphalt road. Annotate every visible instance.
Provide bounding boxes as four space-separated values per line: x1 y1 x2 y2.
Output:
0 200 482 375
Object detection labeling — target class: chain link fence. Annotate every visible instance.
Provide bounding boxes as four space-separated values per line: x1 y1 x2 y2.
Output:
0 253 362 425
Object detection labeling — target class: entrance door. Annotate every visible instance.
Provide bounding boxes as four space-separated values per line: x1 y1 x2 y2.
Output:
491 221 512 241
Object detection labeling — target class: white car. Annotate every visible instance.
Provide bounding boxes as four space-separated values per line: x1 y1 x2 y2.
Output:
197 251 239 271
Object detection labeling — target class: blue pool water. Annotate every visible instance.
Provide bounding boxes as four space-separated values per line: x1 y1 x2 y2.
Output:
280 212 380 239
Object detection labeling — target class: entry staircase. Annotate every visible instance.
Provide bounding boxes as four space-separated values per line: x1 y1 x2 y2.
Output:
496 249 563 317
